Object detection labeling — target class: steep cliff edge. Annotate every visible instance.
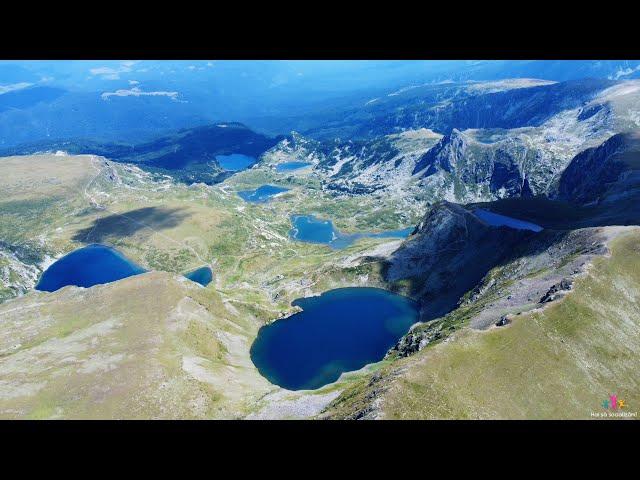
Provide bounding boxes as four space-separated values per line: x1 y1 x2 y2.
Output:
557 131 640 206
384 202 531 321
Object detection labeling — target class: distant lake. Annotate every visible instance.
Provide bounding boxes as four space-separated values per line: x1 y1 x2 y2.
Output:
36 244 213 292
251 287 419 390
35 244 146 292
290 214 414 249
276 161 312 172
473 208 543 232
216 154 256 171
183 266 213 286
238 185 290 203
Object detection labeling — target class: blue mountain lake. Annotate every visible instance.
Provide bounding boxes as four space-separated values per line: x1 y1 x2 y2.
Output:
36 244 213 292
183 266 213 287
238 185 290 203
276 161 312 172
473 208 543 232
250 287 419 390
35 244 146 292
216 154 256 171
290 214 414 249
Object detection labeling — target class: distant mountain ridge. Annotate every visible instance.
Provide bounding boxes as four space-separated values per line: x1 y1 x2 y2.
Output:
258 78 640 205
0 123 282 184
296 78 616 140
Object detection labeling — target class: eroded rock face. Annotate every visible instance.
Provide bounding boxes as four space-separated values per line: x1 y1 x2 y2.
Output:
539 278 573 304
385 202 531 321
413 129 550 201
557 131 640 205
260 129 442 196
386 322 443 358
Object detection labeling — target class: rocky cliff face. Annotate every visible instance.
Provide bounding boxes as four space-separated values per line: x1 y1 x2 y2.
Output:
385 202 531 321
557 131 640 205
413 129 537 200
259 80 638 204
260 129 442 195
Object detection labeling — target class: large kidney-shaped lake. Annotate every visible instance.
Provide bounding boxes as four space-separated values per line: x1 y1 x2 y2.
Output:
250 287 419 391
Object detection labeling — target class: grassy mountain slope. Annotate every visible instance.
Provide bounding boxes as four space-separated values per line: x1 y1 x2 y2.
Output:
0 271 272 419
379 229 640 419
323 228 639 419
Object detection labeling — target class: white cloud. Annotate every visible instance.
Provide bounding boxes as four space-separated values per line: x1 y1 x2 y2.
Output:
0 82 33 95
128 80 140 85
89 61 139 80
610 65 640 80
101 86 180 101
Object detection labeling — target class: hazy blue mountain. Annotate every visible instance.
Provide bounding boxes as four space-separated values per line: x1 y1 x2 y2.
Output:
0 123 281 184
1 60 638 147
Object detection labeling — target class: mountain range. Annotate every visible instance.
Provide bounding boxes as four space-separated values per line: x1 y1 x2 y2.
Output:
0 63 639 420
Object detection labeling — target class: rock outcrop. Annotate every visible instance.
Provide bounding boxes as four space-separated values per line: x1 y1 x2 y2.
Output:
557 131 640 205
385 202 533 321
413 129 539 200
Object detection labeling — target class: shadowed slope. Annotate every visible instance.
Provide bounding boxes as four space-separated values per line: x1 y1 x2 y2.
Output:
71 206 190 243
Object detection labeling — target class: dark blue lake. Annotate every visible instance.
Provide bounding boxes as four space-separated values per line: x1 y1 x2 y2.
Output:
238 185 290 203
250 287 419 390
35 244 146 292
276 161 312 172
290 214 414 249
36 244 214 292
473 208 543 232
216 154 256 171
184 266 213 286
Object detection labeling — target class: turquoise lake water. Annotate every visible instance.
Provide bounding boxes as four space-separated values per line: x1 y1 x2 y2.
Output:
289 214 414 249
216 154 256 171
238 185 290 203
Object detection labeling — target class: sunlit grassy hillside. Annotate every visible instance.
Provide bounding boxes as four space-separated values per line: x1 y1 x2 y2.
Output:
379 230 640 419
